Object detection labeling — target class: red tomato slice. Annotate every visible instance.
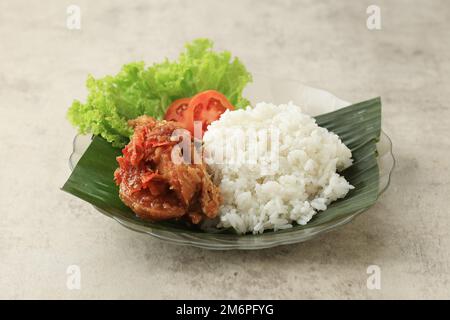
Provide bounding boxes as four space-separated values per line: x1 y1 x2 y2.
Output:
163 98 192 129
188 90 234 136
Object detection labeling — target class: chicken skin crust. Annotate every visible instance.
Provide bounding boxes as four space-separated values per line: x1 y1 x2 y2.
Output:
114 116 221 224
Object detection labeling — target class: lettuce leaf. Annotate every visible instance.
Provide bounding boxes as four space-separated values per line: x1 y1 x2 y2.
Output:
67 38 253 147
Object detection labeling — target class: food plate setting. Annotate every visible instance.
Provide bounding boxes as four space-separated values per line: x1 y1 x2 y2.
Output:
62 39 394 250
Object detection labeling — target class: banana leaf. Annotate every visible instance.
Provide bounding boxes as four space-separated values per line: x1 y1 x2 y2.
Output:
62 97 381 234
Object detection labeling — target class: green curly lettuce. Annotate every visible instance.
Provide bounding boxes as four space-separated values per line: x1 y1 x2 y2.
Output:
67 38 253 147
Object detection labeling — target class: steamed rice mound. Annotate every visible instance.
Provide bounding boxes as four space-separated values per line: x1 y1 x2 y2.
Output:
203 102 354 234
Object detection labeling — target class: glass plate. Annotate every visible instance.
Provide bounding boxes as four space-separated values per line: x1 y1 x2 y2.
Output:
69 75 395 250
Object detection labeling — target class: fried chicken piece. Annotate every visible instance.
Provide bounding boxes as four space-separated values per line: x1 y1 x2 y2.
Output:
114 116 221 223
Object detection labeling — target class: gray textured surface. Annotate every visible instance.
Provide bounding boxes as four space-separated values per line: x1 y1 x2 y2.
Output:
1 0 449 299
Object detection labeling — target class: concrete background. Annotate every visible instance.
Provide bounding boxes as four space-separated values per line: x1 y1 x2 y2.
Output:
1 0 449 299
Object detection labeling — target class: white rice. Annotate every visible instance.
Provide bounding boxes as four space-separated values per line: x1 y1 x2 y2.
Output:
203 102 354 234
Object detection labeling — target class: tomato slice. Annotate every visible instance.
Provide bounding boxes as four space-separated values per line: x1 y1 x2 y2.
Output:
163 98 192 128
163 91 234 137
188 90 234 136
